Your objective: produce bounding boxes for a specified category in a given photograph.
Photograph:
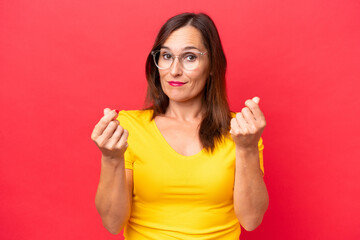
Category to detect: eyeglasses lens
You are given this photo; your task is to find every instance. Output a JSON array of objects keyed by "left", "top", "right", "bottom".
[{"left": 154, "top": 51, "right": 200, "bottom": 70}]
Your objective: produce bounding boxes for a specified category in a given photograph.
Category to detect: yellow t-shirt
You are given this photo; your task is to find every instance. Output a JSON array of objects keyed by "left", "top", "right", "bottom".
[{"left": 117, "top": 110, "right": 264, "bottom": 240}]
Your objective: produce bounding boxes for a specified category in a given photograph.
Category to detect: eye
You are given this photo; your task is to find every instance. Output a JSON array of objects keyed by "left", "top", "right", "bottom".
[
  {"left": 162, "top": 53, "right": 172, "bottom": 60},
  {"left": 184, "top": 53, "right": 197, "bottom": 62}
]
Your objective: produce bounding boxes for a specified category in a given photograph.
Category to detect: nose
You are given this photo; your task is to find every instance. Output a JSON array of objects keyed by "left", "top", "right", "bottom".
[{"left": 169, "top": 57, "right": 183, "bottom": 77}]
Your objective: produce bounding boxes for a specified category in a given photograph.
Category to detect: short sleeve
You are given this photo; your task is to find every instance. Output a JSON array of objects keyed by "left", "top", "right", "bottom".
[
  {"left": 116, "top": 110, "right": 135, "bottom": 170},
  {"left": 258, "top": 137, "right": 265, "bottom": 176},
  {"left": 124, "top": 147, "right": 134, "bottom": 170}
]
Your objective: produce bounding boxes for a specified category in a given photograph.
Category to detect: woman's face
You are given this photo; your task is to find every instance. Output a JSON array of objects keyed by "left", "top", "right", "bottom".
[{"left": 158, "top": 26, "right": 210, "bottom": 104}]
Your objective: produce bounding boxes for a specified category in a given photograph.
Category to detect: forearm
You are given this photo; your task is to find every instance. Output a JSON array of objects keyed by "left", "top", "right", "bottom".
[
  {"left": 95, "top": 155, "right": 131, "bottom": 234},
  {"left": 233, "top": 148, "right": 269, "bottom": 231}
]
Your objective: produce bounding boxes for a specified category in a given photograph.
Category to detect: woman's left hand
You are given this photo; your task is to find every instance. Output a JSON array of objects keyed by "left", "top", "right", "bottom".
[{"left": 230, "top": 97, "right": 266, "bottom": 151}]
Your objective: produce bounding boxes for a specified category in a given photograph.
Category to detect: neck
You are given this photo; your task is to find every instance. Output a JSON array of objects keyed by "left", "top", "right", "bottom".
[{"left": 165, "top": 94, "right": 205, "bottom": 122}]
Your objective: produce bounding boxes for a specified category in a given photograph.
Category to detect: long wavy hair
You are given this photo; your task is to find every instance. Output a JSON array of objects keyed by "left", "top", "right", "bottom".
[{"left": 145, "top": 12, "right": 231, "bottom": 152}]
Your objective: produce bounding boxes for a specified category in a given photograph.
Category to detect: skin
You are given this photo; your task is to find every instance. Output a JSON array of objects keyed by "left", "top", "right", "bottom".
[
  {"left": 231, "top": 97, "right": 269, "bottom": 231},
  {"left": 155, "top": 25, "right": 269, "bottom": 230},
  {"left": 155, "top": 25, "right": 211, "bottom": 156},
  {"left": 92, "top": 109, "right": 132, "bottom": 234},
  {"left": 92, "top": 25, "right": 268, "bottom": 234}
]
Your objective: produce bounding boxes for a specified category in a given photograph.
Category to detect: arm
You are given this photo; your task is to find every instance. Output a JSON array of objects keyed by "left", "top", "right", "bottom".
[
  {"left": 233, "top": 147, "right": 269, "bottom": 231},
  {"left": 230, "top": 97, "right": 269, "bottom": 231},
  {"left": 95, "top": 156, "right": 133, "bottom": 234},
  {"left": 92, "top": 108, "right": 133, "bottom": 234}
]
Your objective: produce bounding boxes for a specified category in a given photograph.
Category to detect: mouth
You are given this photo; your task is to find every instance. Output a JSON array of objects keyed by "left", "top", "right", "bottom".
[{"left": 168, "top": 81, "right": 187, "bottom": 87}]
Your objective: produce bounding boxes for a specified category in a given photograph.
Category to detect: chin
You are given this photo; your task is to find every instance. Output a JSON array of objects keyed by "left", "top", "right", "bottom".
[
  {"left": 167, "top": 95, "right": 192, "bottom": 103},
  {"left": 162, "top": 86, "right": 203, "bottom": 104},
  {"left": 167, "top": 92, "right": 203, "bottom": 104}
]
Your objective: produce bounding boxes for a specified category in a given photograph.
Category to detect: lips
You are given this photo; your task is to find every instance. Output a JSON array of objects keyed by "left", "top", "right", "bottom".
[{"left": 168, "top": 81, "right": 187, "bottom": 87}]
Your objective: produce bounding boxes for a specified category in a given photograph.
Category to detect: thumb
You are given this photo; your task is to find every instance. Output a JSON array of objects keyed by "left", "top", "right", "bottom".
[
  {"left": 252, "top": 97, "right": 260, "bottom": 104},
  {"left": 103, "top": 108, "right": 111, "bottom": 115}
]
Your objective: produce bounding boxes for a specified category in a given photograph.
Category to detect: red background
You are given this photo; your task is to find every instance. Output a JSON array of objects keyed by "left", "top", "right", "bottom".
[{"left": 1, "top": 0, "right": 359, "bottom": 239}]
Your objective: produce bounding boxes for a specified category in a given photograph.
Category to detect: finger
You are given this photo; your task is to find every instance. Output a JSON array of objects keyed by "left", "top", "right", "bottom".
[
  {"left": 93, "top": 110, "right": 119, "bottom": 137},
  {"left": 241, "top": 107, "right": 257, "bottom": 133},
  {"left": 104, "top": 108, "right": 120, "bottom": 118},
  {"left": 235, "top": 112, "right": 249, "bottom": 133},
  {"left": 106, "top": 124, "right": 124, "bottom": 147},
  {"left": 230, "top": 117, "right": 242, "bottom": 135},
  {"left": 244, "top": 99, "right": 264, "bottom": 122},
  {"left": 115, "top": 129, "right": 129, "bottom": 149},
  {"left": 104, "top": 108, "right": 111, "bottom": 115},
  {"left": 241, "top": 107, "right": 257, "bottom": 128},
  {"left": 241, "top": 107, "right": 256, "bottom": 122},
  {"left": 252, "top": 96, "right": 260, "bottom": 104},
  {"left": 100, "top": 119, "right": 119, "bottom": 141}
]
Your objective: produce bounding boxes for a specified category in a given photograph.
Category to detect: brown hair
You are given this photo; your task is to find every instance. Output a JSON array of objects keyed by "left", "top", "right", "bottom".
[{"left": 145, "top": 12, "right": 231, "bottom": 152}]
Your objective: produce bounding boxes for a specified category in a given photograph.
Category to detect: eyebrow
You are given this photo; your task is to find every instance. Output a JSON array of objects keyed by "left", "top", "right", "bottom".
[{"left": 161, "top": 46, "right": 201, "bottom": 51}]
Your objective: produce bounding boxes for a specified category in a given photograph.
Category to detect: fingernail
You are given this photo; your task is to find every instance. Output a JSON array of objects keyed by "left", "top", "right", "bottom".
[
  {"left": 115, "top": 109, "right": 119, "bottom": 113},
  {"left": 253, "top": 97, "right": 260, "bottom": 104}
]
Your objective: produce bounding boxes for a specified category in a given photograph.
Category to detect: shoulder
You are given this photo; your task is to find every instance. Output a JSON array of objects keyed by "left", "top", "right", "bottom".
[
  {"left": 117, "top": 109, "right": 153, "bottom": 120},
  {"left": 116, "top": 109, "right": 153, "bottom": 129}
]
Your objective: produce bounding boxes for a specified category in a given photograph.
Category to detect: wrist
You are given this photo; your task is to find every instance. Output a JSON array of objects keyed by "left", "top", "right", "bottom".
[
  {"left": 101, "top": 154, "right": 125, "bottom": 168},
  {"left": 235, "top": 146, "right": 260, "bottom": 170},
  {"left": 235, "top": 145, "right": 258, "bottom": 155}
]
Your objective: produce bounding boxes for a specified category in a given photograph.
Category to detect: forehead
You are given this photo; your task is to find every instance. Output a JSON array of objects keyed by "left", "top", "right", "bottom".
[{"left": 162, "top": 26, "right": 205, "bottom": 52}]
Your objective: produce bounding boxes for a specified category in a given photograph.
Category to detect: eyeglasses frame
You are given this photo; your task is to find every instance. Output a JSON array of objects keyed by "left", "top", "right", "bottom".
[{"left": 151, "top": 49, "right": 208, "bottom": 71}]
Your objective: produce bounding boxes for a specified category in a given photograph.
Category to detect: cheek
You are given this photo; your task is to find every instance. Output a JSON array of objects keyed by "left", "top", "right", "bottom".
[
  {"left": 189, "top": 71, "right": 208, "bottom": 87},
  {"left": 158, "top": 71, "right": 167, "bottom": 86},
  {"left": 158, "top": 72, "right": 171, "bottom": 94}
]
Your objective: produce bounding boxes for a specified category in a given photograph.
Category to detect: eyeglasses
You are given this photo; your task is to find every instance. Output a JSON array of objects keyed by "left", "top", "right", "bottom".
[{"left": 151, "top": 49, "right": 208, "bottom": 71}]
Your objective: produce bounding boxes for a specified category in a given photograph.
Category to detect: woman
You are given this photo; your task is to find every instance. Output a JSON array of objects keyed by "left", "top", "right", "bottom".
[{"left": 92, "top": 12, "right": 269, "bottom": 239}]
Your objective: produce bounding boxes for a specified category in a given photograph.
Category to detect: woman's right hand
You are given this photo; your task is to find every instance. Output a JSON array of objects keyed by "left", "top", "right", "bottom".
[{"left": 91, "top": 108, "right": 129, "bottom": 161}]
